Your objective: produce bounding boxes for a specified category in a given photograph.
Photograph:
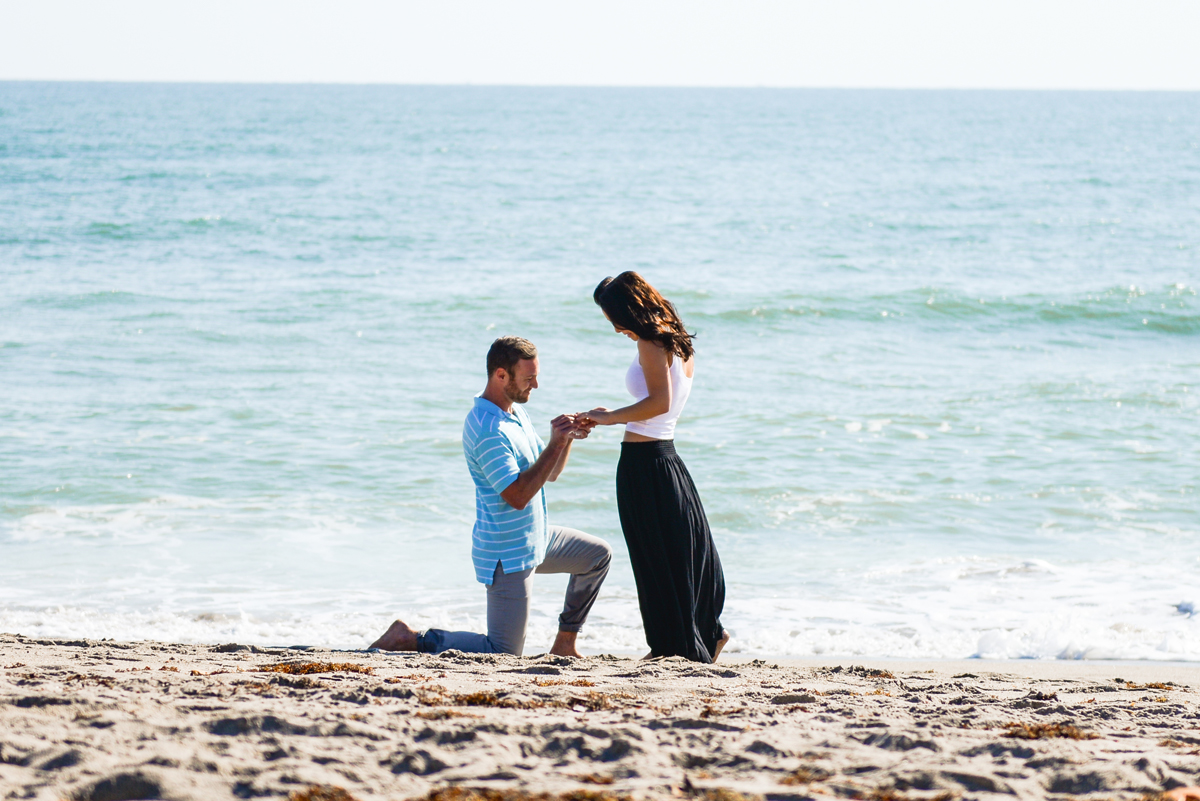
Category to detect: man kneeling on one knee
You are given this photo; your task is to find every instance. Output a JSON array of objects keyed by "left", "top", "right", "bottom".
[{"left": 370, "top": 336, "right": 612, "bottom": 657}]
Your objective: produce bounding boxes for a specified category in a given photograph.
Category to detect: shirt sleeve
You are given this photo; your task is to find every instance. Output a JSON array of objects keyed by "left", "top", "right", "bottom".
[{"left": 474, "top": 428, "right": 523, "bottom": 494}]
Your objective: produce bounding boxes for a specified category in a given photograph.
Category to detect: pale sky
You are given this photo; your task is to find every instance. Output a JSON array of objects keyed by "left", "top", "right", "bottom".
[{"left": 3, "top": 0, "right": 1198, "bottom": 90}]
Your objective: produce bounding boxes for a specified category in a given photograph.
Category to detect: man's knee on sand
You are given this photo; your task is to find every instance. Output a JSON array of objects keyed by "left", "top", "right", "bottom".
[{"left": 417, "top": 627, "right": 523, "bottom": 657}]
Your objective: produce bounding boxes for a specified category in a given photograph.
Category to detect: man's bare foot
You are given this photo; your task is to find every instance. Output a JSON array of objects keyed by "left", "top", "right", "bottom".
[
  {"left": 549, "top": 630, "right": 581, "bottom": 658},
  {"left": 1163, "top": 788, "right": 1200, "bottom": 801},
  {"left": 369, "top": 619, "right": 419, "bottom": 651},
  {"left": 713, "top": 630, "right": 731, "bottom": 661}
]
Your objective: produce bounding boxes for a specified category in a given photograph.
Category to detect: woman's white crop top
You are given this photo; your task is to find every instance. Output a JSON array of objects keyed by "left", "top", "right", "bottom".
[{"left": 625, "top": 352, "right": 693, "bottom": 440}]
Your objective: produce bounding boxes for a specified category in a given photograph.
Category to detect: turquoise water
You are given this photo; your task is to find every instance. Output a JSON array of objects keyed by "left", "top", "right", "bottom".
[{"left": 2, "top": 83, "right": 1198, "bottom": 659}]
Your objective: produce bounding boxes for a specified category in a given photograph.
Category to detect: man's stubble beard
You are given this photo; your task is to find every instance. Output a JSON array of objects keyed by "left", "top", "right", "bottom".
[{"left": 504, "top": 378, "right": 532, "bottom": 404}]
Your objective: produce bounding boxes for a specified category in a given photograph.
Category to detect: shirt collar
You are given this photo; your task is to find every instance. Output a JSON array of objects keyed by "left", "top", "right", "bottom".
[{"left": 474, "top": 394, "right": 518, "bottom": 420}]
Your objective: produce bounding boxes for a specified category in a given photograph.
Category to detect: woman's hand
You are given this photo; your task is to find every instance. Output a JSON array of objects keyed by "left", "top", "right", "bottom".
[
  {"left": 557, "top": 413, "right": 593, "bottom": 439},
  {"left": 578, "top": 407, "right": 614, "bottom": 427}
]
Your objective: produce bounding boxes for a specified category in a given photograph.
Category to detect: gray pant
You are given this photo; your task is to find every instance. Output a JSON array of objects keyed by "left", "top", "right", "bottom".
[{"left": 417, "top": 526, "right": 612, "bottom": 656}]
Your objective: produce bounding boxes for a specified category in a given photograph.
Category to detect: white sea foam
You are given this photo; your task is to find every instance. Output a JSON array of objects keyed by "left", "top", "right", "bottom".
[{"left": 1, "top": 543, "right": 1195, "bottom": 661}]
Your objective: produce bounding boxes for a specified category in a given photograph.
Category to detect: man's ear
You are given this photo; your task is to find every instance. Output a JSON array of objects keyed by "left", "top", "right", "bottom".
[{"left": 492, "top": 368, "right": 507, "bottom": 383}]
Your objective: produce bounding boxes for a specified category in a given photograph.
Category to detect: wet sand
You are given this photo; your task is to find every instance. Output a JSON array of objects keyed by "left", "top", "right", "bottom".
[{"left": 2, "top": 634, "right": 1198, "bottom": 800}]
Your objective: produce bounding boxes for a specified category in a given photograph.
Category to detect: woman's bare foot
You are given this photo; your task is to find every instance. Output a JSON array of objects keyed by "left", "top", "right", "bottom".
[
  {"left": 713, "top": 630, "right": 731, "bottom": 661},
  {"left": 368, "top": 619, "right": 419, "bottom": 651},
  {"left": 549, "top": 630, "right": 581, "bottom": 658}
]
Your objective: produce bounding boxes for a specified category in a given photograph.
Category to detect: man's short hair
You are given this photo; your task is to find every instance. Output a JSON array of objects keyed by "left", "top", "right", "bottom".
[{"left": 487, "top": 336, "right": 538, "bottom": 377}]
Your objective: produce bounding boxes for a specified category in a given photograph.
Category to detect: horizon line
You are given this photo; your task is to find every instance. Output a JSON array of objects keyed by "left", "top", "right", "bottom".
[{"left": 2, "top": 78, "right": 1198, "bottom": 93}]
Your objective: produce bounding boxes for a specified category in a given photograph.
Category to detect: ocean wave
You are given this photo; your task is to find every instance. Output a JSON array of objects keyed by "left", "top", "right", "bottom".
[
  {"left": 691, "top": 284, "right": 1200, "bottom": 335},
  {"left": 84, "top": 222, "right": 136, "bottom": 240},
  {"left": 24, "top": 289, "right": 148, "bottom": 310},
  {"left": 4, "top": 515, "right": 1195, "bottom": 663},
  {"left": 2, "top": 584, "right": 1195, "bottom": 662}
]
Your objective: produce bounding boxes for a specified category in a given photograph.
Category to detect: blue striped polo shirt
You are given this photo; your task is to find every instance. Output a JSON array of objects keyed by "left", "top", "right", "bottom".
[{"left": 462, "top": 395, "right": 548, "bottom": 585}]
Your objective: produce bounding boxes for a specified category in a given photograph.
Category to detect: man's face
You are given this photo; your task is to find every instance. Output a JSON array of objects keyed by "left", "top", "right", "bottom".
[{"left": 503, "top": 357, "right": 539, "bottom": 404}]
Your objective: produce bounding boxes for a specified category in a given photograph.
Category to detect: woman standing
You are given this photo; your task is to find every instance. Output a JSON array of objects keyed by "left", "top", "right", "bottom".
[{"left": 580, "top": 272, "right": 729, "bottom": 663}]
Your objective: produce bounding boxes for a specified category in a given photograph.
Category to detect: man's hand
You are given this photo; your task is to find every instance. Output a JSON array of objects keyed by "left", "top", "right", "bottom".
[
  {"left": 549, "top": 414, "right": 576, "bottom": 445},
  {"left": 556, "top": 413, "right": 596, "bottom": 440}
]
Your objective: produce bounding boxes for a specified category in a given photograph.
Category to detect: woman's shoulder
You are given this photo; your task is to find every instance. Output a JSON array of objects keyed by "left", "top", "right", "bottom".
[{"left": 636, "top": 338, "right": 670, "bottom": 368}]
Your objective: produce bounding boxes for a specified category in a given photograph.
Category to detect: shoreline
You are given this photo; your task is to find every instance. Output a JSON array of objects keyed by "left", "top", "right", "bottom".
[
  {"left": 14, "top": 634, "right": 1200, "bottom": 676},
  {"left": 714, "top": 656, "right": 1200, "bottom": 683},
  {"left": 3, "top": 633, "right": 1199, "bottom": 800}
]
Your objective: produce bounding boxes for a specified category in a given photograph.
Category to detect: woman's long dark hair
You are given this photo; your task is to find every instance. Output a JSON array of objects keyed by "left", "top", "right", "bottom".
[{"left": 593, "top": 272, "right": 695, "bottom": 360}]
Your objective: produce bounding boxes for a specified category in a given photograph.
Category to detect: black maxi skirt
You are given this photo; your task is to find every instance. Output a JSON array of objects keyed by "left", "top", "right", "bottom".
[{"left": 616, "top": 440, "right": 726, "bottom": 663}]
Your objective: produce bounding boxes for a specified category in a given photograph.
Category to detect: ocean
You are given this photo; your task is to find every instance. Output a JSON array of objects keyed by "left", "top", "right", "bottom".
[{"left": 2, "top": 82, "right": 1197, "bottom": 660}]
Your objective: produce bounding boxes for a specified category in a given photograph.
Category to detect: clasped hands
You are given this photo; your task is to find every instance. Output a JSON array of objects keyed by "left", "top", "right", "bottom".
[{"left": 549, "top": 408, "right": 615, "bottom": 443}]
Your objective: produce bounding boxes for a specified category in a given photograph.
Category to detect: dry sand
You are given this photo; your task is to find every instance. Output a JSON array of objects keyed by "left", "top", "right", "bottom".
[{"left": 2, "top": 633, "right": 1199, "bottom": 800}]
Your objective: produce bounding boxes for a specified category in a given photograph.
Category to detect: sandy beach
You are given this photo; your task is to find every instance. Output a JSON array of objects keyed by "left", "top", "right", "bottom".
[{"left": 2, "top": 634, "right": 1199, "bottom": 800}]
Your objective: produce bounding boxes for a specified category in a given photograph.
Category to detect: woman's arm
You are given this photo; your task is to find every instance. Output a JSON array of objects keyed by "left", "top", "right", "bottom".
[{"left": 581, "top": 340, "right": 672, "bottom": 426}]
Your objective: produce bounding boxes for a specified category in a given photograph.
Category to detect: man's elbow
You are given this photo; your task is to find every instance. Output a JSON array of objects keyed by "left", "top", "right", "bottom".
[{"left": 501, "top": 487, "right": 529, "bottom": 510}]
